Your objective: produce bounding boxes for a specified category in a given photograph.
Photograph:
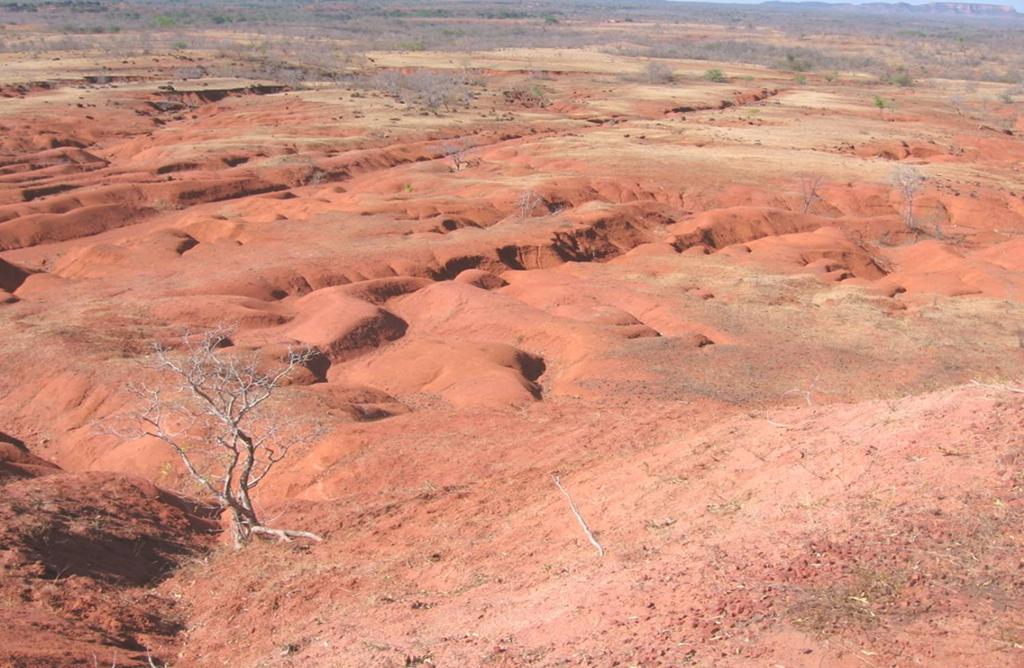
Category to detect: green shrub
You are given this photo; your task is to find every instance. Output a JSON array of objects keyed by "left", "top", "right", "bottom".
[
  {"left": 783, "top": 52, "right": 813, "bottom": 72},
  {"left": 884, "top": 68, "right": 914, "bottom": 88},
  {"left": 703, "top": 68, "right": 727, "bottom": 83}
]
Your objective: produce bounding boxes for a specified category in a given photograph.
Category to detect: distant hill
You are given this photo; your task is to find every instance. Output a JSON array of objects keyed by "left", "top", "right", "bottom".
[{"left": 762, "top": 1, "right": 1019, "bottom": 16}]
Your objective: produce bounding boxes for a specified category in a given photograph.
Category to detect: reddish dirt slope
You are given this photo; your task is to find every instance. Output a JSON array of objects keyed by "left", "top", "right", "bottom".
[
  {"left": 0, "top": 435, "right": 214, "bottom": 668},
  {"left": 172, "top": 385, "right": 1024, "bottom": 667},
  {"left": 0, "top": 46, "right": 1023, "bottom": 667}
]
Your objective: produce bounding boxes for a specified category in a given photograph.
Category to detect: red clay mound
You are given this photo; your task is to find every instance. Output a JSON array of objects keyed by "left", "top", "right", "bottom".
[
  {"left": 501, "top": 263, "right": 726, "bottom": 344},
  {"left": 333, "top": 276, "right": 433, "bottom": 304},
  {"left": 814, "top": 182, "right": 895, "bottom": 218},
  {"left": 453, "top": 268, "right": 508, "bottom": 290},
  {"left": 501, "top": 268, "right": 661, "bottom": 337},
  {"left": 51, "top": 229, "right": 201, "bottom": 279},
  {"left": 0, "top": 432, "right": 59, "bottom": 483},
  {"left": 718, "top": 225, "right": 888, "bottom": 281},
  {"left": 877, "top": 238, "right": 1024, "bottom": 298},
  {"left": 389, "top": 279, "right": 612, "bottom": 372},
  {"left": 275, "top": 287, "right": 408, "bottom": 362},
  {"left": 151, "top": 294, "right": 292, "bottom": 330},
  {"left": 0, "top": 449, "right": 213, "bottom": 668},
  {"left": 851, "top": 139, "right": 947, "bottom": 161},
  {"left": 0, "top": 204, "right": 138, "bottom": 251},
  {"left": 343, "top": 338, "right": 545, "bottom": 407},
  {"left": 389, "top": 278, "right": 680, "bottom": 398},
  {"left": 0, "top": 257, "right": 29, "bottom": 292},
  {"left": 669, "top": 206, "right": 829, "bottom": 251},
  {"left": 972, "top": 237, "right": 1024, "bottom": 272}
]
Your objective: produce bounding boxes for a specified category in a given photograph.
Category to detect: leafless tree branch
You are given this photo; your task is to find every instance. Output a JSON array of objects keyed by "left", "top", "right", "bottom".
[{"left": 118, "top": 326, "right": 323, "bottom": 548}]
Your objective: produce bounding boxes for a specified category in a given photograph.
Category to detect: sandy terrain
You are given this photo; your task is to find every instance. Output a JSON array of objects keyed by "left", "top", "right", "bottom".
[{"left": 1, "top": 10, "right": 1023, "bottom": 668}]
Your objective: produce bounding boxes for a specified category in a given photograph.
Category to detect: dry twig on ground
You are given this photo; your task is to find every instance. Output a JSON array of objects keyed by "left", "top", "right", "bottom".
[{"left": 553, "top": 475, "right": 605, "bottom": 557}]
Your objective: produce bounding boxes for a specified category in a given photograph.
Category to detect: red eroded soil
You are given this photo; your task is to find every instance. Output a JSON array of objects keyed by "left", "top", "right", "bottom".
[
  {"left": 0, "top": 433, "right": 215, "bottom": 667},
  {"left": 0, "top": 44, "right": 1023, "bottom": 668}
]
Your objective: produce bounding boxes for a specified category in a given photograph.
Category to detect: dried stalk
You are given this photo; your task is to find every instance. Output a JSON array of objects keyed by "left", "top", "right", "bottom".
[
  {"left": 970, "top": 379, "right": 1024, "bottom": 394},
  {"left": 552, "top": 475, "right": 605, "bottom": 557}
]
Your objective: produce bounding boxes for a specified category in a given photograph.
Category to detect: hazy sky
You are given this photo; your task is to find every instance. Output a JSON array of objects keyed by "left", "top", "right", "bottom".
[{"left": 669, "top": 0, "right": 1024, "bottom": 10}]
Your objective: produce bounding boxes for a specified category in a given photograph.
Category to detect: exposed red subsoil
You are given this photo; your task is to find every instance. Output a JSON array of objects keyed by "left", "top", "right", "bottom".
[
  {"left": 0, "top": 433, "right": 215, "bottom": 667},
  {"left": 1, "top": 49, "right": 1023, "bottom": 667}
]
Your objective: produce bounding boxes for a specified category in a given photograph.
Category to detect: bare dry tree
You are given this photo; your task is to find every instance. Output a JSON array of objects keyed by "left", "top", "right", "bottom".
[
  {"left": 799, "top": 174, "right": 824, "bottom": 214},
  {"left": 920, "top": 211, "right": 947, "bottom": 241},
  {"left": 125, "top": 327, "right": 322, "bottom": 548},
  {"left": 517, "top": 189, "right": 542, "bottom": 222},
  {"left": 949, "top": 94, "right": 965, "bottom": 116},
  {"left": 892, "top": 165, "right": 925, "bottom": 232}
]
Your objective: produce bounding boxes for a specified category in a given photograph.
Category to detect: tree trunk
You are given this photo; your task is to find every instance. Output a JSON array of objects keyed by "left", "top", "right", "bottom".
[{"left": 226, "top": 500, "right": 259, "bottom": 548}]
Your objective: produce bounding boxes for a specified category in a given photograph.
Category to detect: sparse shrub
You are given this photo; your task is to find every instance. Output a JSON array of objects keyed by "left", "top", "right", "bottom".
[
  {"left": 645, "top": 60, "right": 674, "bottom": 84},
  {"left": 370, "top": 70, "right": 403, "bottom": 97},
  {"left": 893, "top": 72, "right": 914, "bottom": 87},
  {"left": 795, "top": 74, "right": 807, "bottom": 85},
  {"left": 411, "top": 71, "right": 471, "bottom": 113},
  {"left": 781, "top": 52, "right": 813, "bottom": 72},
  {"left": 883, "top": 67, "right": 914, "bottom": 88},
  {"left": 703, "top": 68, "right": 727, "bottom": 83},
  {"left": 397, "top": 40, "right": 427, "bottom": 52},
  {"left": 365, "top": 69, "right": 474, "bottom": 114},
  {"left": 873, "top": 95, "right": 896, "bottom": 119},
  {"left": 174, "top": 66, "right": 205, "bottom": 80},
  {"left": 949, "top": 94, "right": 965, "bottom": 115},
  {"left": 627, "top": 40, "right": 874, "bottom": 79},
  {"left": 503, "top": 83, "right": 549, "bottom": 108},
  {"left": 441, "top": 141, "right": 470, "bottom": 172}
]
